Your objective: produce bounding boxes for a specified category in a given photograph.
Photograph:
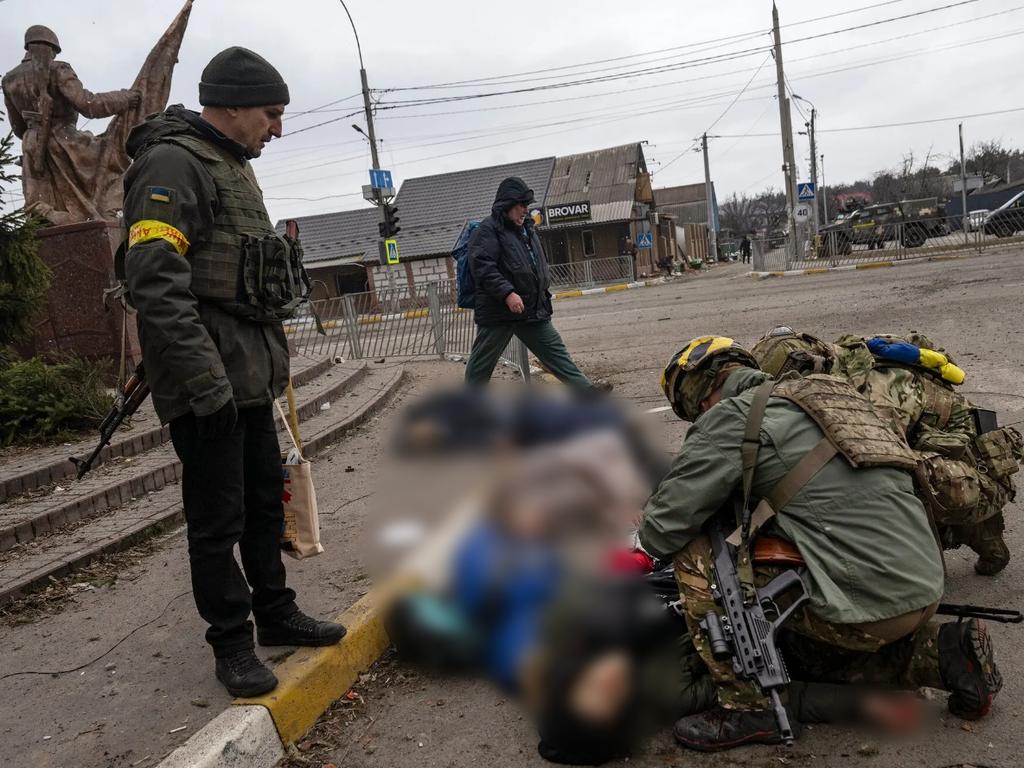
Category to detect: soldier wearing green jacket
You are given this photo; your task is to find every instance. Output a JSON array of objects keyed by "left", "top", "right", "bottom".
[
  {"left": 122, "top": 47, "right": 345, "bottom": 698},
  {"left": 639, "top": 336, "right": 1002, "bottom": 752}
]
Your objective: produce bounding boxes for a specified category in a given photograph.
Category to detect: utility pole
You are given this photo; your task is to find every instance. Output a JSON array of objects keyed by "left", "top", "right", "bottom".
[
  {"left": 820, "top": 154, "right": 828, "bottom": 223},
  {"left": 340, "top": 0, "right": 397, "bottom": 295},
  {"left": 807, "top": 108, "right": 819, "bottom": 237},
  {"left": 772, "top": 3, "right": 799, "bottom": 266},
  {"left": 701, "top": 133, "right": 717, "bottom": 262},
  {"left": 959, "top": 122, "right": 969, "bottom": 246}
]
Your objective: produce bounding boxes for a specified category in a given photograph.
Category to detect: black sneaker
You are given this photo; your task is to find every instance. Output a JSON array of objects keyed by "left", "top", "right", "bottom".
[
  {"left": 673, "top": 707, "right": 791, "bottom": 752},
  {"left": 215, "top": 648, "right": 278, "bottom": 697},
  {"left": 257, "top": 611, "right": 347, "bottom": 647},
  {"left": 939, "top": 619, "right": 1003, "bottom": 720}
]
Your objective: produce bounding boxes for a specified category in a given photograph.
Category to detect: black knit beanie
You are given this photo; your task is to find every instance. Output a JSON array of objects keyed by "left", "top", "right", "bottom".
[{"left": 199, "top": 47, "right": 290, "bottom": 107}]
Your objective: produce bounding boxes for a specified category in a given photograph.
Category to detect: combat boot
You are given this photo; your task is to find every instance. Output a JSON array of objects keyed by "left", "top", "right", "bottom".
[
  {"left": 257, "top": 610, "right": 347, "bottom": 647},
  {"left": 972, "top": 516, "right": 1010, "bottom": 576},
  {"left": 939, "top": 619, "right": 1003, "bottom": 720},
  {"left": 215, "top": 648, "right": 278, "bottom": 697},
  {"left": 673, "top": 707, "right": 795, "bottom": 752}
]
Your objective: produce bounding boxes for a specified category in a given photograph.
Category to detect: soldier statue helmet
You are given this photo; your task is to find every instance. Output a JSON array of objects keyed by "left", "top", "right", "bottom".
[{"left": 24, "top": 25, "right": 61, "bottom": 53}]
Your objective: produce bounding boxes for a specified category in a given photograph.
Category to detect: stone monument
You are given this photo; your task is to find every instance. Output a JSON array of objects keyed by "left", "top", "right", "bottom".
[{"left": 2, "top": 1, "right": 194, "bottom": 367}]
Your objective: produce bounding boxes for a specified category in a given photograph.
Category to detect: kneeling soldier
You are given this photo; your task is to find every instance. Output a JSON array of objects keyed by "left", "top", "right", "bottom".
[{"left": 640, "top": 336, "right": 1002, "bottom": 751}]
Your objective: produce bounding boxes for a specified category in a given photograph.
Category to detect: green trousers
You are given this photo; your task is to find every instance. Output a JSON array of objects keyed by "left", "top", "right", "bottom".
[{"left": 464, "top": 320, "right": 592, "bottom": 389}]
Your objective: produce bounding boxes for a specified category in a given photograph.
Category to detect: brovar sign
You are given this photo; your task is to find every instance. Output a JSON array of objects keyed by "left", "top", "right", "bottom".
[{"left": 544, "top": 200, "right": 591, "bottom": 224}]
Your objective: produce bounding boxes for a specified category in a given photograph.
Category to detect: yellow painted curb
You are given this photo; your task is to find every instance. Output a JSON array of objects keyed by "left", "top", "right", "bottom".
[
  {"left": 554, "top": 289, "right": 584, "bottom": 299},
  {"left": 604, "top": 283, "right": 629, "bottom": 293},
  {"left": 930, "top": 255, "right": 963, "bottom": 262},
  {"left": 802, "top": 268, "right": 830, "bottom": 275},
  {"left": 855, "top": 261, "right": 894, "bottom": 270},
  {"left": 235, "top": 584, "right": 396, "bottom": 745}
]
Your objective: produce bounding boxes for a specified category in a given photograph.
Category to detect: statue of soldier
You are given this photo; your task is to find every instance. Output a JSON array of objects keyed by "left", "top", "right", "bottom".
[
  {"left": 2, "top": 26, "right": 139, "bottom": 224},
  {"left": 751, "top": 328, "right": 1023, "bottom": 575},
  {"left": 3, "top": 4, "right": 193, "bottom": 225}
]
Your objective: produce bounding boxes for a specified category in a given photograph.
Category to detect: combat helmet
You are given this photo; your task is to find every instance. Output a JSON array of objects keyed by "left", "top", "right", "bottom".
[
  {"left": 25, "top": 25, "right": 61, "bottom": 53},
  {"left": 661, "top": 335, "right": 758, "bottom": 421},
  {"left": 751, "top": 326, "right": 836, "bottom": 378}
]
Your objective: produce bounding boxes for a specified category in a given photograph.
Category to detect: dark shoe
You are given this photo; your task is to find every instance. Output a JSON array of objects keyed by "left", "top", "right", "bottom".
[
  {"left": 939, "top": 619, "right": 1003, "bottom": 720},
  {"left": 215, "top": 648, "right": 278, "bottom": 697},
  {"left": 673, "top": 707, "right": 791, "bottom": 752},
  {"left": 974, "top": 535, "right": 1010, "bottom": 575},
  {"left": 257, "top": 611, "right": 347, "bottom": 647}
]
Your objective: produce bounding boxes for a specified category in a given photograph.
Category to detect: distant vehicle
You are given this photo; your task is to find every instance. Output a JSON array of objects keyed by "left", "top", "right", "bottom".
[
  {"left": 984, "top": 190, "right": 1024, "bottom": 237},
  {"left": 816, "top": 198, "right": 946, "bottom": 257},
  {"left": 966, "top": 210, "right": 990, "bottom": 232}
]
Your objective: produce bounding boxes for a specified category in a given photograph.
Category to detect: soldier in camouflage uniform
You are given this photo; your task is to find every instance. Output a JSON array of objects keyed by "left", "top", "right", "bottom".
[
  {"left": 752, "top": 328, "right": 1023, "bottom": 575},
  {"left": 639, "top": 336, "right": 1002, "bottom": 752},
  {"left": 123, "top": 47, "right": 344, "bottom": 698}
]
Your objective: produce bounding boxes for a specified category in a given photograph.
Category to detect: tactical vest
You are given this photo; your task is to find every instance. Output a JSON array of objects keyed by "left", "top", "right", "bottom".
[
  {"left": 156, "top": 133, "right": 310, "bottom": 322},
  {"left": 771, "top": 374, "right": 919, "bottom": 471}
]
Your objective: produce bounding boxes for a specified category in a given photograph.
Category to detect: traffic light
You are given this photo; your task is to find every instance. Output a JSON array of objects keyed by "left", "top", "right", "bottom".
[{"left": 378, "top": 203, "right": 401, "bottom": 238}]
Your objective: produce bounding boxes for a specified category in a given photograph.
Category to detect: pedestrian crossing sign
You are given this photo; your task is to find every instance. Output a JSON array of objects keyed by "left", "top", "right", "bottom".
[
  {"left": 798, "top": 183, "right": 816, "bottom": 201},
  {"left": 636, "top": 231, "right": 654, "bottom": 248},
  {"left": 385, "top": 239, "right": 400, "bottom": 265}
]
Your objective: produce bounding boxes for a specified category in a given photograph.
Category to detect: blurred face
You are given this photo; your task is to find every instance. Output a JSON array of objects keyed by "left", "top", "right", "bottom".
[
  {"left": 568, "top": 652, "right": 634, "bottom": 725},
  {"left": 507, "top": 202, "right": 529, "bottom": 227},
  {"left": 222, "top": 104, "right": 285, "bottom": 157}
]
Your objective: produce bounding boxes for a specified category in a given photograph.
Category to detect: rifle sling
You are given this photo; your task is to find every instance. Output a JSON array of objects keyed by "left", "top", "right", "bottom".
[
  {"left": 736, "top": 380, "right": 774, "bottom": 602},
  {"left": 728, "top": 436, "right": 838, "bottom": 546}
]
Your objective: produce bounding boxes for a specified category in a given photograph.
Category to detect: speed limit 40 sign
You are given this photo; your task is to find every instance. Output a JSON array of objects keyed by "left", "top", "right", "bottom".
[{"left": 793, "top": 204, "right": 811, "bottom": 223}]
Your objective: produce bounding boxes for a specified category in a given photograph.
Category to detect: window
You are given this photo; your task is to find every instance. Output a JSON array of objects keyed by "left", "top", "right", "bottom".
[
  {"left": 582, "top": 229, "right": 596, "bottom": 256},
  {"left": 584, "top": 171, "right": 592, "bottom": 190}
]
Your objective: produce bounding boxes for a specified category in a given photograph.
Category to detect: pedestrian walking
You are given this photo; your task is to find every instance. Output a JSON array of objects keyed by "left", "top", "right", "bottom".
[
  {"left": 464, "top": 177, "right": 601, "bottom": 390},
  {"left": 122, "top": 47, "right": 345, "bottom": 698}
]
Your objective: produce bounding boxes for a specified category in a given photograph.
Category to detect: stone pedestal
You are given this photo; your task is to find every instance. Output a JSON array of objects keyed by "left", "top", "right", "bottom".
[{"left": 17, "top": 220, "right": 140, "bottom": 376}]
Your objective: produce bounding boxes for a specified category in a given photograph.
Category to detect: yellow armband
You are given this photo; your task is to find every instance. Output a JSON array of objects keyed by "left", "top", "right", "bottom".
[{"left": 128, "top": 219, "right": 190, "bottom": 256}]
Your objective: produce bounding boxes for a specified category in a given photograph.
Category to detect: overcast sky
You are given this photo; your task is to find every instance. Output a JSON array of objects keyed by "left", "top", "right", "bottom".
[{"left": 2, "top": 0, "right": 1021, "bottom": 222}]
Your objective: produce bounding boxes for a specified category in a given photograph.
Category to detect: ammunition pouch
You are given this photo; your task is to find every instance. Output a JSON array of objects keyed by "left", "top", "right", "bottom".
[
  {"left": 239, "top": 233, "right": 312, "bottom": 321},
  {"left": 914, "top": 452, "right": 983, "bottom": 526},
  {"left": 973, "top": 427, "right": 1023, "bottom": 485}
]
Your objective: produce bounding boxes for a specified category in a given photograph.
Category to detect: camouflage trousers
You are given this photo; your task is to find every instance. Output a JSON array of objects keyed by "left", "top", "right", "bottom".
[{"left": 674, "top": 535, "right": 944, "bottom": 711}]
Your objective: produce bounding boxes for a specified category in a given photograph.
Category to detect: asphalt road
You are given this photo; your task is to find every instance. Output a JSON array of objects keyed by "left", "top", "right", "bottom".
[{"left": 314, "top": 251, "right": 1024, "bottom": 768}]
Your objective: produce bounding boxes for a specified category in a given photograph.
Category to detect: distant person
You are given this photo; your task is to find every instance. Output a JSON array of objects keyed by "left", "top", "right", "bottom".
[
  {"left": 740, "top": 234, "right": 752, "bottom": 263},
  {"left": 465, "top": 177, "right": 603, "bottom": 390}
]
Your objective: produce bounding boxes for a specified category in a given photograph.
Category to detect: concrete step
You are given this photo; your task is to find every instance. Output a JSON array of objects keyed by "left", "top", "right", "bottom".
[
  {"left": 0, "top": 362, "right": 367, "bottom": 554},
  {"left": 0, "top": 364, "right": 405, "bottom": 606},
  {"left": 0, "top": 354, "right": 335, "bottom": 503}
]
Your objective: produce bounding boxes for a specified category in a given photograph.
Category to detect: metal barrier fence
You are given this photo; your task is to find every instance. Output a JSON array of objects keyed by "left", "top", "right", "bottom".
[
  {"left": 287, "top": 278, "right": 530, "bottom": 379},
  {"left": 752, "top": 215, "right": 1024, "bottom": 272},
  {"left": 547, "top": 254, "right": 635, "bottom": 288}
]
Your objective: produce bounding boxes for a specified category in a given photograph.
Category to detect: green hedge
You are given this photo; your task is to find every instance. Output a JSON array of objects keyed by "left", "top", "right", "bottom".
[{"left": 0, "top": 356, "right": 112, "bottom": 446}]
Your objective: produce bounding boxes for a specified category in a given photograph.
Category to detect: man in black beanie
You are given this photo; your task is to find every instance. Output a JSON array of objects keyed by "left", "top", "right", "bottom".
[{"left": 121, "top": 47, "right": 346, "bottom": 697}]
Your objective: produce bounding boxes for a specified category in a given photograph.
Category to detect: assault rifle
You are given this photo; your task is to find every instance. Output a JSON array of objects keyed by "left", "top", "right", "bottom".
[
  {"left": 701, "top": 518, "right": 808, "bottom": 746},
  {"left": 70, "top": 363, "right": 150, "bottom": 479},
  {"left": 937, "top": 603, "right": 1023, "bottom": 624}
]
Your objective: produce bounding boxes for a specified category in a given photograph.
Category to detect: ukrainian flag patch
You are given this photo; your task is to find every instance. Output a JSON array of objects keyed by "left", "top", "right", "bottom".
[{"left": 148, "top": 186, "right": 172, "bottom": 203}]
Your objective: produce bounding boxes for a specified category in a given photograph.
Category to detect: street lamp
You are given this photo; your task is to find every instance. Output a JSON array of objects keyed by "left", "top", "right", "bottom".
[{"left": 792, "top": 93, "right": 820, "bottom": 236}]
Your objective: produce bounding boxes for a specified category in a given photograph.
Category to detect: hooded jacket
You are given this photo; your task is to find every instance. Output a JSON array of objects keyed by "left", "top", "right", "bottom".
[
  {"left": 468, "top": 177, "right": 553, "bottom": 326},
  {"left": 122, "top": 105, "right": 289, "bottom": 423}
]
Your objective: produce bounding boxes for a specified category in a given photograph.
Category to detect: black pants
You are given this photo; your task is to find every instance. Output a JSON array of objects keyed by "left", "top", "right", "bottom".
[{"left": 170, "top": 404, "right": 297, "bottom": 657}]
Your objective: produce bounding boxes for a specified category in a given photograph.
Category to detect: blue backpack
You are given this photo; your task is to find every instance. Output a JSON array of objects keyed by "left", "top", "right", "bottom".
[{"left": 454, "top": 220, "right": 480, "bottom": 309}]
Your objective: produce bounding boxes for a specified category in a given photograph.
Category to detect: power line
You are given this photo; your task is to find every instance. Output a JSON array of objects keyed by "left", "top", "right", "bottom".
[
  {"left": 376, "top": 0, "right": 977, "bottom": 109},
  {"left": 378, "top": 0, "right": 913, "bottom": 92},
  {"left": 372, "top": 4, "right": 1022, "bottom": 122},
  {"left": 712, "top": 106, "right": 1024, "bottom": 139}
]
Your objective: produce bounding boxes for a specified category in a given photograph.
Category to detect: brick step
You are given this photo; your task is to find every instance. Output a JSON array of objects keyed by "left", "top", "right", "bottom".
[
  {"left": 0, "top": 354, "right": 336, "bottom": 503},
  {"left": 0, "top": 362, "right": 367, "bottom": 553},
  {"left": 0, "top": 365, "right": 405, "bottom": 607}
]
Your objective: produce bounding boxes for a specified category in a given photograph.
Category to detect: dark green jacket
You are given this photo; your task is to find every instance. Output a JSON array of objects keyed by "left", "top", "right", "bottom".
[
  {"left": 122, "top": 106, "right": 289, "bottom": 423},
  {"left": 639, "top": 367, "right": 944, "bottom": 625}
]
